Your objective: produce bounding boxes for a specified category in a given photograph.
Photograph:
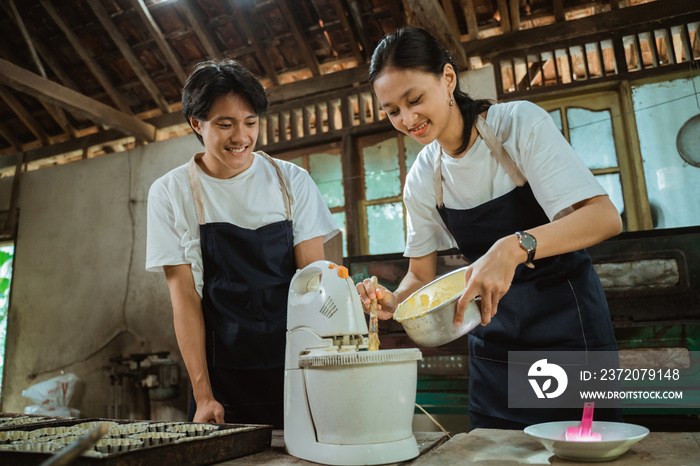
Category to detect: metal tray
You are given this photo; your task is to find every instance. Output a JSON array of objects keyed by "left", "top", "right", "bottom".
[{"left": 0, "top": 414, "right": 272, "bottom": 466}]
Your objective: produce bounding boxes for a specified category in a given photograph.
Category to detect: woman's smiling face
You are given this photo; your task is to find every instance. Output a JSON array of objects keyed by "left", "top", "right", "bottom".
[{"left": 372, "top": 65, "right": 459, "bottom": 146}]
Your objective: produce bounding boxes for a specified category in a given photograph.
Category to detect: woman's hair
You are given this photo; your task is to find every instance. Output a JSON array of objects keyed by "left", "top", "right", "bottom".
[
  {"left": 369, "top": 27, "right": 491, "bottom": 155},
  {"left": 182, "top": 58, "right": 268, "bottom": 144}
]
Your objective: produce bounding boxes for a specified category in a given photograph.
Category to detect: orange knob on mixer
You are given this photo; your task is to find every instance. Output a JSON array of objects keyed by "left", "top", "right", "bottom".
[{"left": 336, "top": 266, "right": 349, "bottom": 279}]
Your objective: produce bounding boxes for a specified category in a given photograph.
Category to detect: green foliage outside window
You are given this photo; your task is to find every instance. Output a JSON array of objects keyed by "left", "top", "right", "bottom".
[{"left": 0, "top": 245, "right": 14, "bottom": 402}]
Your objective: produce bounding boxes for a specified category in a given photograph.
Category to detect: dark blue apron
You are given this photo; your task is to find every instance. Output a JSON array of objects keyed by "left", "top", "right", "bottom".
[
  {"left": 186, "top": 153, "right": 296, "bottom": 428},
  {"left": 434, "top": 116, "right": 620, "bottom": 429}
]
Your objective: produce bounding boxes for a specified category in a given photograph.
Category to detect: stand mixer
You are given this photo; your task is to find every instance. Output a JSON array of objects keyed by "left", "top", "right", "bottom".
[{"left": 284, "top": 260, "right": 423, "bottom": 465}]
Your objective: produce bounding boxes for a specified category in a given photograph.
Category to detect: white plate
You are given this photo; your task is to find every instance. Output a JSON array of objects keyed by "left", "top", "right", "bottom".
[{"left": 524, "top": 421, "right": 649, "bottom": 462}]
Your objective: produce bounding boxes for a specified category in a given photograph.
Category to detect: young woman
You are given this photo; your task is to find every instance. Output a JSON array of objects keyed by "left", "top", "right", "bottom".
[
  {"left": 356, "top": 27, "right": 622, "bottom": 429},
  {"left": 146, "top": 58, "right": 338, "bottom": 427}
]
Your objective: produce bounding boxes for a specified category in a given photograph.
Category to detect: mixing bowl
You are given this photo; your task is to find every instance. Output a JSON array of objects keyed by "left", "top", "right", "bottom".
[{"left": 393, "top": 266, "right": 481, "bottom": 347}]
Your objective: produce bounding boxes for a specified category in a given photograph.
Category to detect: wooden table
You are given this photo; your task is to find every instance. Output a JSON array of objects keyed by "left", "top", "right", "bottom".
[
  {"left": 217, "top": 431, "right": 448, "bottom": 465},
  {"left": 220, "top": 429, "right": 700, "bottom": 465},
  {"left": 411, "top": 429, "right": 700, "bottom": 465}
]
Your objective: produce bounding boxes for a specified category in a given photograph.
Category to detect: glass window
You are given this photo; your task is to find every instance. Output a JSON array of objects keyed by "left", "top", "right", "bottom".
[
  {"left": 309, "top": 153, "right": 344, "bottom": 208},
  {"left": 404, "top": 136, "right": 424, "bottom": 173},
  {"left": 596, "top": 173, "right": 624, "bottom": 215},
  {"left": 549, "top": 109, "right": 563, "bottom": 133},
  {"left": 278, "top": 147, "right": 347, "bottom": 256},
  {"left": 332, "top": 211, "right": 347, "bottom": 258},
  {"left": 0, "top": 244, "right": 14, "bottom": 402},
  {"left": 568, "top": 108, "right": 618, "bottom": 169},
  {"left": 364, "top": 138, "right": 401, "bottom": 201},
  {"left": 367, "top": 202, "right": 405, "bottom": 255},
  {"left": 633, "top": 76, "right": 700, "bottom": 229}
]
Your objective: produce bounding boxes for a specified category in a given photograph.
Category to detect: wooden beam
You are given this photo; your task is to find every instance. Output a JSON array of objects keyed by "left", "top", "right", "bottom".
[
  {"left": 0, "top": 111, "right": 184, "bottom": 170},
  {"left": 0, "top": 1, "right": 78, "bottom": 138},
  {"left": 442, "top": 0, "right": 461, "bottom": 37},
  {"left": 224, "top": 0, "right": 280, "bottom": 85},
  {"left": 553, "top": 0, "right": 565, "bottom": 22},
  {"left": 463, "top": 0, "right": 700, "bottom": 58},
  {"left": 406, "top": 0, "right": 468, "bottom": 69},
  {"left": 509, "top": 0, "right": 520, "bottom": 32},
  {"left": 0, "top": 84, "right": 52, "bottom": 145},
  {"left": 267, "top": 64, "right": 369, "bottom": 105},
  {"left": 0, "top": 59, "right": 158, "bottom": 143},
  {"left": 348, "top": 0, "right": 376, "bottom": 56},
  {"left": 496, "top": 0, "right": 511, "bottom": 33},
  {"left": 87, "top": 0, "right": 171, "bottom": 114},
  {"left": 277, "top": 0, "right": 321, "bottom": 76},
  {"left": 40, "top": 0, "right": 133, "bottom": 115},
  {"left": 459, "top": 0, "right": 480, "bottom": 41},
  {"left": 7, "top": 0, "right": 45, "bottom": 78},
  {"left": 0, "top": 121, "right": 23, "bottom": 150},
  {"left": 178, "top": 0, "right": 221, "bottom": 59},
  {"left": 329, "top": 0, "right": 365, "bottom": 63},
  {"left": 131, "top": 0, "right": 188, "bottom": 84}
]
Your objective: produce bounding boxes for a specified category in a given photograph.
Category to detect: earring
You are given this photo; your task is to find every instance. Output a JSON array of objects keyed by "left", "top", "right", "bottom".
[{"left": 449, "top": 94, "right": 454, "bottom": 106}]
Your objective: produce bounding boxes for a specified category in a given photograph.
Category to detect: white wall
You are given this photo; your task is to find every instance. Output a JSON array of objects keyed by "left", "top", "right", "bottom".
[{"left": 1, "top": 134, "right": 203, "bottom": 420}]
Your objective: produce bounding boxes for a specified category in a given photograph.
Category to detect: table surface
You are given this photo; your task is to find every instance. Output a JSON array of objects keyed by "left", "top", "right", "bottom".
[{"left": 220, "top": 429, "right": 700, "bottom": 465}]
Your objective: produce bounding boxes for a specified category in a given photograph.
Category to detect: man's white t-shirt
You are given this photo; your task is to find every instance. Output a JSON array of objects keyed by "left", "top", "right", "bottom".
[
  {"left": 146, "top": 151, "right": 339, "bottom": 296},
  {"left": 403, "top": 100, "right": 608, "bottom": 258}
]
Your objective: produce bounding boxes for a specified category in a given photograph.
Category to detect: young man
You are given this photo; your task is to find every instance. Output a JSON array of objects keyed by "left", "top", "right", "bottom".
[{"left": 146, "top": 59, "right": 338, "bottom": 427}]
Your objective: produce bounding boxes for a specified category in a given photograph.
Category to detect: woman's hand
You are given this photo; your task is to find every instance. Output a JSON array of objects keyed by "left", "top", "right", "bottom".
[
  {"left": 454, "top": 235, "right": 522, "bottom": 327},
  {"left": 356, "top": 278, "right": 399, "bottom": 320}
]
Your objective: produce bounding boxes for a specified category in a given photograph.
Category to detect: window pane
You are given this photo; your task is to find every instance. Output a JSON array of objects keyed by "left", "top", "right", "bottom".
[
  {"left": 289, "top": 156, "right": 303, "bottom": 168},
  {"left": 548, "top": 109, "right": 563, "bottom": 133},
  {"left": 331, "top": 211, "right": 347, "bottom": 257},
  {"left": 568, "top": 107, "right": 618, "bottom": 169},
  {"left": 596, "top": 173, "right": 624, "bottom": 216},
  {"left": 404, "top": 136, "right": 424, "bottom": 173},
  {"left": 0, "top": 244, "right": 14, "bottom": 399},
  {"left": 309, "top": 153, "right": 344, "bottom": 208},
  {"left": 633, "top": 76, "right": 700, "bottom": 229},
  {"left": 363, "top": 138, "right": 400, "bottom": 200},
  {"left": 367, "top": 202, "right": 405, "bottom": 255}
]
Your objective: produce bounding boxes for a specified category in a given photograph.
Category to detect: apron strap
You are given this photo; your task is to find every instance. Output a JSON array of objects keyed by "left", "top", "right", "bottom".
[
  {"left": 433, "top": 114, "right": 529, "bottom": 206},
  {"left": 187, "top": 152, "right": 293, "bottom": 225},
  {"left": 258, "top": 152, "right": 292, "bottom": 221},
  {"left": 434, "top": 151, "right": 445, "bottom": 208},
  {"left": 187, "top": 154, "right": 206, "bottom": 225},
  {"left": 475, "top": 114, "right": 527, "bottom": 187}
]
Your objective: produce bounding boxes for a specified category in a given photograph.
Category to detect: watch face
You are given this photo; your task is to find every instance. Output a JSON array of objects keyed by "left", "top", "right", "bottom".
[{"left": 519, "top": 232, "right": 537, "bottom": 251}]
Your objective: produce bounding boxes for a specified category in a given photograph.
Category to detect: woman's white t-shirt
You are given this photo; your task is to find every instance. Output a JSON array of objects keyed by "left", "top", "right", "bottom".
[
  {"left": 146, "top": 151, "right": 339, "bottom": 296},
  {"left": 403, "top": 100, "right": 607, "bottom": 258}
]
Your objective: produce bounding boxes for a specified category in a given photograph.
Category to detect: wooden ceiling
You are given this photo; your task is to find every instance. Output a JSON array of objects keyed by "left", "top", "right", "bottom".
[{"left": 0, "top": 0, "right": 687, "bottom": 173}]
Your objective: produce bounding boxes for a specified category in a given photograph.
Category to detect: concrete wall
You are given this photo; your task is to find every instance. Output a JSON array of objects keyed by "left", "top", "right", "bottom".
[{"left": 1, "top": 134, "right": 203, "bottom": 421}]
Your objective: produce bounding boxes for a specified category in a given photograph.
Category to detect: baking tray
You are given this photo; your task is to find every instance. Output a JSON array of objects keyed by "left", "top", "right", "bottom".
[{"left": 0, "top": 414, "right": 272, "bottom": 466}]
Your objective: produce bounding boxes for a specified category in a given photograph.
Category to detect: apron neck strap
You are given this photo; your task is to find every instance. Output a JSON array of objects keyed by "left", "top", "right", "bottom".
[
  {"left": 258, "top": 152, "right": 292, "bottom": 221},
  {"left": 434, "top": 150, "right": 445, "bottom": 208},
  {"left": 475, "top": 114, "right": 527, "bottom": 187},
  {"left": 187, "top": 154, "right": 206, "bottom": 225},
  {"left": 187, "top": 152, "right": 292, "bottom": 226},
  {"left": 433, "top": 114, "right": 528, "bottom": 207}
]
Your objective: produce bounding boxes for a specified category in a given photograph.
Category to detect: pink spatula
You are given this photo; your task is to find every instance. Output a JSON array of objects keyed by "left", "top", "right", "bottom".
[{"left": 566, "top": 402, "right": 602, "bottom": 442}]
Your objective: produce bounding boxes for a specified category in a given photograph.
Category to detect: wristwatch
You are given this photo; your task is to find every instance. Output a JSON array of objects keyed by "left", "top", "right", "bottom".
[{"left": 515, "top": 231, "right": 536, "bottom": 269}]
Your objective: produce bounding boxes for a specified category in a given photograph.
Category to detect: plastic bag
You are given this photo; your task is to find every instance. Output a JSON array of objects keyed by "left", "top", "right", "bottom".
[{"left": 22, "top": 373, "right": 81, "bottom": 417}]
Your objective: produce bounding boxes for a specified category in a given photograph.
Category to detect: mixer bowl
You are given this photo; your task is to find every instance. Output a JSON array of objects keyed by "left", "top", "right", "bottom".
[
  {"left": 301, "top": 349, "right": 421, "bottom": 446},
  {"left": 394, "top": 267, "right": 481, "bottom": 347}
]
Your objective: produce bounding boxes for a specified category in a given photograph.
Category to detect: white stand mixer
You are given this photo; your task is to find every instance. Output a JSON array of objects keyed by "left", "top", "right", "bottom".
[{"left": 284, "top": 260, "right": 423, "bottom": 465}]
